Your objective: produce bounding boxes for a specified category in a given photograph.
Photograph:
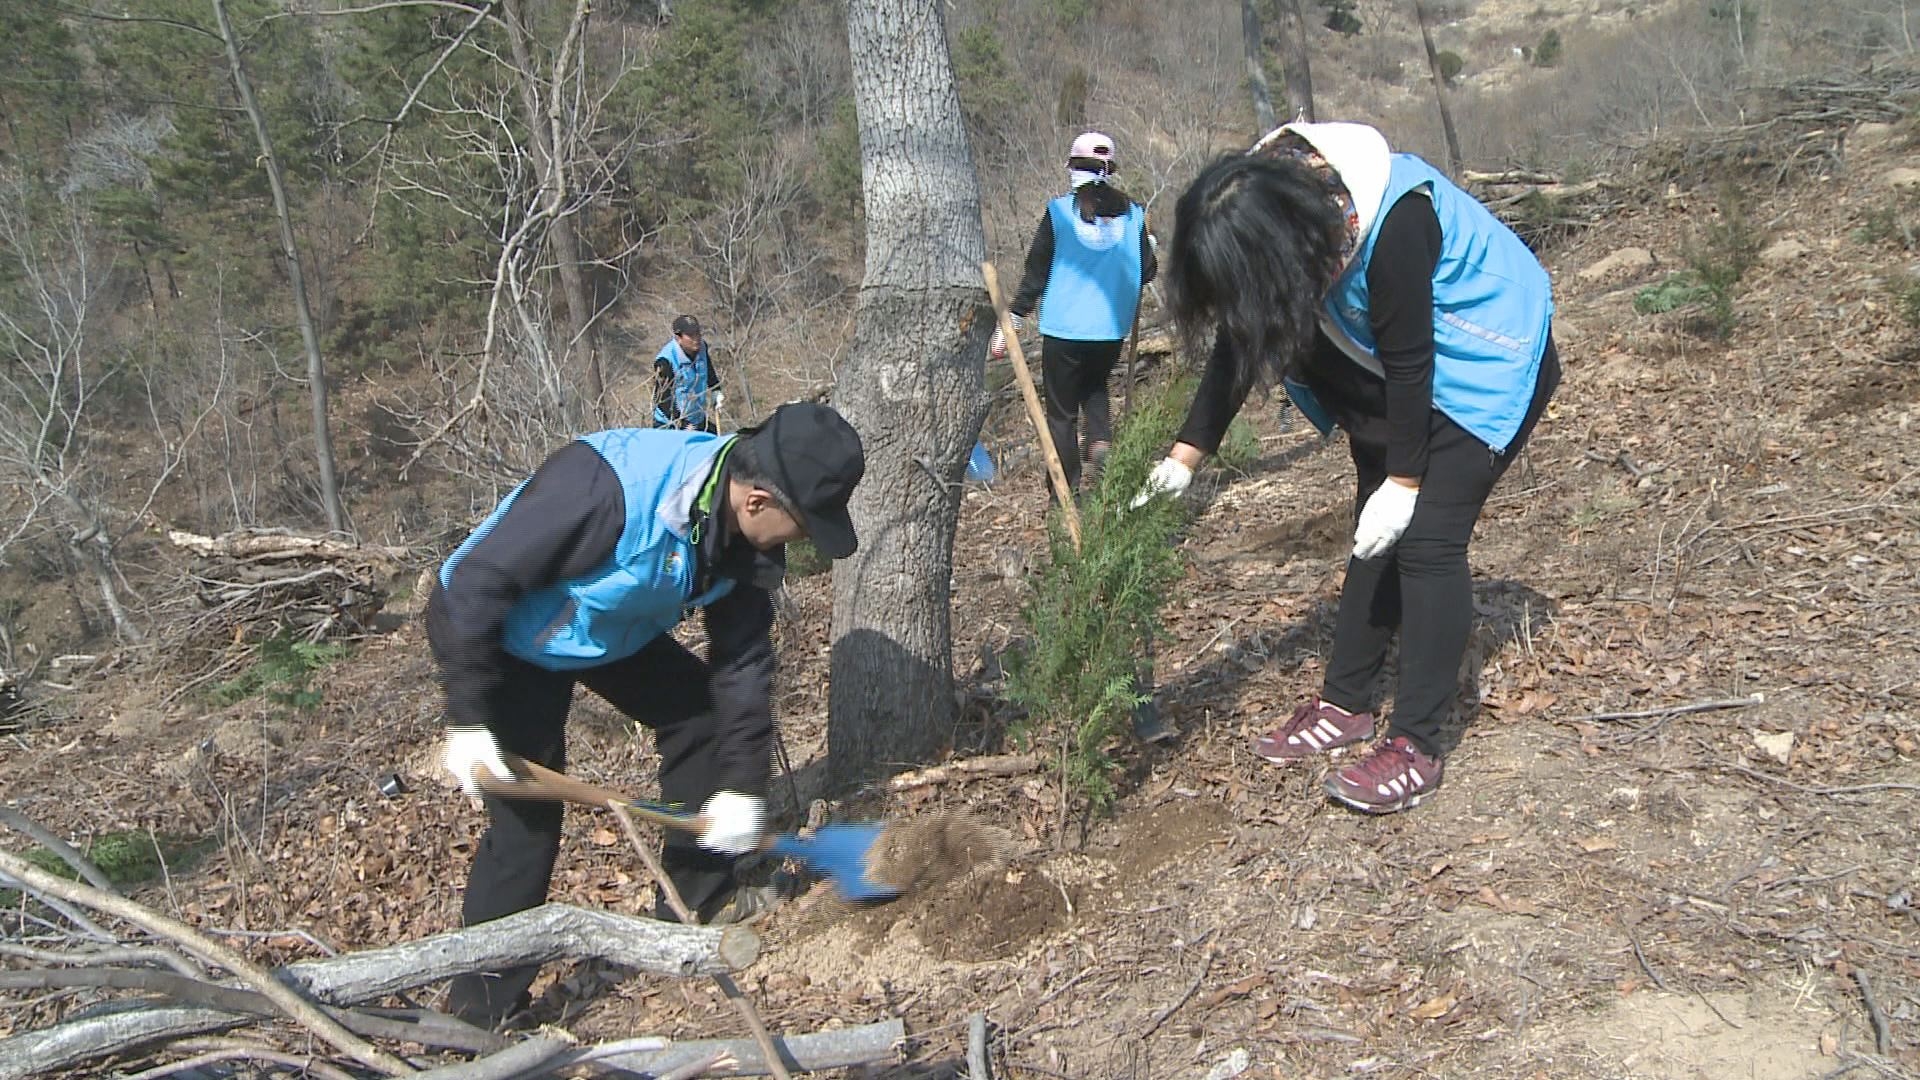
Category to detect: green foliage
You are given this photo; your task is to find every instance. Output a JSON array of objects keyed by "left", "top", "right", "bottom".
[
  {"left": 1322, "top": 0, "right": 1364, "bottom": 35},
  {"left": 1438, "top": 50, "right": 1466, "bottom": 84},
  {"left": 1633, "top": 191, "right": 1756, "bottom": 339},
  {"left": 1633, "top": 271, "right": 1717, "bottom": 315},
  {"left": 622, "top": 0, "right": 762, "bottom": 221},
  {"left": 811, "top": 97, "right": 864, "bottom": 221},
  {"left": 1533, "top": 29, "right": 1563, "bottom": 67},
  {"left": 952, "top": 25, "right": 1028, "bottom": 145},
  {"left": 1892, "top": 272, "right": 1920, "bottom": 330},
  {"left": 3, "top": 831, "right": 208, "bottom": 902},
  {"left": 0, "top": 5, "right": 92, "bottom": 173},
  {"left": 212, "top": 631, "right": 349, "bottom": 711},
  {"left": 1006, "top": 379, "right": 1192, "bottom": 814},
  {"left": 1216, "top": 416, "right": 1262, "bottom": 473},
  {"left": 1853, "top": 198, "right": 1918, "bottom": 249}
]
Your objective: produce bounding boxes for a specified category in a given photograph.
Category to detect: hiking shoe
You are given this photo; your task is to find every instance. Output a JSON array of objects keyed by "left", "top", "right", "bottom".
[
  {"left": 1252, "top": 699, "right": 1376, "bottom": 763},
  {"left": 1324, "top": 737, "right": 1444, "bottom": 814},
  {"left": 706, "top": 884, "right": 779, "bottom": 926}
]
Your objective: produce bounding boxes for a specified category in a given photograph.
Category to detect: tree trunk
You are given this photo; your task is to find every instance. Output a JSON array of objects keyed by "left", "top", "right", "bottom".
[
  {"left": 1412, "top": 0, "right": 1463, "bottom": 175},
  {"left": 501, "top": 0, "right": 606, "bottom": 416},
  {"left": 212, "top": 0, "right": 346, "bottom": 534},
  {"left": 1276, "top": 0, "right": 1317, "bottom": 123},
  {"left": 830, "top": 0, "right": 991, "bottom": 787},
  {"left": 1242, "top": 0, "right": 1277, "bottom": 133}
]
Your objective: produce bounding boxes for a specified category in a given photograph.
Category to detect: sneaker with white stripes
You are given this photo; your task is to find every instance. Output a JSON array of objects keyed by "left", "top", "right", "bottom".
[
  {"left": 1325, "top": 737, "right": 1444, "bottom": 814},
  {"left": 1252, "top": 698, "right": 1376, "bottom": 763}
]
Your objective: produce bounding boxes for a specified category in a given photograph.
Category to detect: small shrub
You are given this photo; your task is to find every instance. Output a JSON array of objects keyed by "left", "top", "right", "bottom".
[
  {"left": 1006, "top": 378, "right": 1191, "bottom": 816},
  {"left": 211, "top": 630, "right": 348, "bottom": 711},
  {"left": 1437, "top": 50, "right": 1466, "bottom": 84},
  {"left": 1533, "top": 28, "right": 1563, "bottom": 67},
  {"left": 1322, "top": 0, "right": 1363, "bottom": 35},
  {"left": 1634, "top": 271, "right": 1716, "bottom": 315},
  {"left": 1, "top": 830, "right": 208, "bottom": 904},
  {"left": 786, "top": 538, "right": 830, "bottom": 579},
  {"left": 1057, "top": 66, "right": 1091, "bottom": 128},
  {"left": 1892, "top": 272, "right": 1920, "bottom": 330},
  {"left": 1853, "top": 203, "right": 1916, "bottom": 249}
]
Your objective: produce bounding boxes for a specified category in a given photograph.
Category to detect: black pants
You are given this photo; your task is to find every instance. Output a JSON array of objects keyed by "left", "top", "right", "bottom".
[
  {"left": 443, "top": 637, "right": 738, "bottom": 1026},
  {"left": 1040, "top": 335, "right": 1123, "bottom": 491},
  {"left": 1321, "top": 341, "right": 1560, "bottom": 757}
]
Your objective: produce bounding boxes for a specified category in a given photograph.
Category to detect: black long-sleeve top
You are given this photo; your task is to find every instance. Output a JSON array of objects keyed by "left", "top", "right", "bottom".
[
  {"left": 1176, "top": 190, "right": 1444, "bottom": 478},
  {"left": 1009, "top": 193, "right": 1160, "bottom": 323},
  {"left": 653, "top": 344, "right": 722, "bottom": 427},
  {"left": 426, "top": 439, "right": 778, "bottom": 796}
]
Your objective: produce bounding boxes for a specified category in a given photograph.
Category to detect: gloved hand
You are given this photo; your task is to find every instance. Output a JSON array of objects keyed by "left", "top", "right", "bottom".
[
  {"left": 710, "top": 390, "right": 726, "bottom": 415},
  {"left": 1128, "top": 456, "right": 1195, "bottom": 510},
  {"left": 988, "top": 313, "right": 1022, "bottom": 359},
  {"left": 697, "top": 791, "right": 766, "bottom": 856},
  {"left": 442, "top": 726, "right": 514, "bottom": 796},
  {"left": 1352, "top": 479, "right": 1419, "bottom": 560}
]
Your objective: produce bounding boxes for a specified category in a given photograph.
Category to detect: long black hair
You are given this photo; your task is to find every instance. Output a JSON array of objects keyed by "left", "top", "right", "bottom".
[{"left": 1164, "top": 152, "right": 1350, "bottom": 395}]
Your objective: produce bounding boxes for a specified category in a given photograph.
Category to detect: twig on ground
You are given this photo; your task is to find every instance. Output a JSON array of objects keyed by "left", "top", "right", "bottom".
[
  {"left": 1574, "top": 694, "right": 1765, "bottom": 724},
  {"left": 1626, "top": 927, "right": 1671, "bottom": 991},
  {"left": 0, "top": 941, "right": 203, "bottom": 979},
  {"left": 120, "top": 1037, "right": 359, "bottom": 1080},
  {"left": 1725, "top": 764, "right": 1920, "bottom": 797},
  {"left": 1141, "top": 947, "right": 1213, "bottom": 1040},
  {"left": 0, "top": 849, "right": 416, "bottom": 1076},
  {"left": 885, "top": 754, "right": 1040, "bottom": 793},
  {"left": 1854, "top": 969, "right": 1892, "bottom": 1056},
  {"left": 608, "top": 802, "right": 795, "bottom": 1080}
]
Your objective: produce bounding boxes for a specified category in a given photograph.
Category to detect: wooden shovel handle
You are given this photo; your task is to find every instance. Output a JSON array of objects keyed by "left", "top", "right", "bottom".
[{"left": 474, "top": 755, "right": 707, "bottom": 836}]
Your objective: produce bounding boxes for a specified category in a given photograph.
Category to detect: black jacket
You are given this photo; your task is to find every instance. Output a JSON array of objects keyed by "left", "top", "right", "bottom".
[{"left": 427, "top": 440, "right": 779, "bottom": 795}]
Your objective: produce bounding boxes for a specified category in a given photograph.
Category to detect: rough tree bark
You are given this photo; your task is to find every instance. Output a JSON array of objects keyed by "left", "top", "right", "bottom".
[
  {"left": 1275, "top": 0, "right": 1317, "bottom": 123},
  {"left": 211, "top": 0, "right": 346, "bottom": 533},
  {"left": 829, "top": 0, "right": 991, "bottom": 786},
  {"left": 1412, "top": 0, "right": 1464, "bottom": 175},
  {"left": 1241, "top": 0, "right": 1277, "bottom": 133}
]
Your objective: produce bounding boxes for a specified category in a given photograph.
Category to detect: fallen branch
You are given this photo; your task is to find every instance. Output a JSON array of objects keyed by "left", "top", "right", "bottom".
[
  {"left": 0, "top": 806, "right": 121, "bottom": 895},
  {"left": 0, "top": 849, "right": 416, "bottom": 1076},
  {"left": 1854, "top": 970, "right": 1892, "bottom": 1057},
  {"left": 1141, "top": 947, "right": 1213, "bottom": 1040},
  {"left": 122, "top": 1036, "right": 358, "bottom": 1080},
  {"left": 1723, "top": 764, "right": 1920, "bottom": 798},
  {"left": 0, "top": 904, "right": 753, "bottom": 1079},
  {"left": 609, "top": 802, "right": 794, "bottom": 1080},
  {"left": 589, "top": 1020, "right": 907, "bottom": 1078},
  {"left": 0, "top": 941, "right": 202, "bottom": 979},
  {"left": 1573, "top": 693, "right": 1765, "bottom": 724},
  {"left": 884, "top": 754, "right": 1041, "bottom": 793}
]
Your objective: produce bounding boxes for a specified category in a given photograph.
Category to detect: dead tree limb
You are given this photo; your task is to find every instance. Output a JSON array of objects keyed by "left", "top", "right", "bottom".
[
  {"left": 0, "top": 806, "right": 121, "bottom": 894},
  {"left": 122, "top": 1037, "right": 359, "bottom": 1080},
  {"left": 590, "top": 1020, "right": 907, "bottom": 1078},
  {"left": 0, "top": 849, "right": 414, "bottom": 1076},
  {"left": 884, "top": 754, "right": 1041, "bottom": 793},
  {"left": 0, "top": 904, "right": 753, "bottom": 1079},
  {"left": 0, "top": 942, "right": 203, "bottom": 979}
]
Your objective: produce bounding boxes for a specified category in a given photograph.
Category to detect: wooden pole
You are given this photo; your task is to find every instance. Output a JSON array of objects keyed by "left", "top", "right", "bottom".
[{"left": 982, "top": 262, "right": 1082, "bottom": 551}]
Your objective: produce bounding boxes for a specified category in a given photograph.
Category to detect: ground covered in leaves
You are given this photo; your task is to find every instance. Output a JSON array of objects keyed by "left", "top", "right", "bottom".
[{"left": 4, "top": 129, "right": 1920, "bottom": 1079}]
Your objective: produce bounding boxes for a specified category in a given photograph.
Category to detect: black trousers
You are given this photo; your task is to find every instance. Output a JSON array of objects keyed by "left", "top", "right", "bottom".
[
  {"left": 1040, "top": 335, "right": 1123, "bottom": 491},
  {"left": 443, "top": 636, "right": 739, "bottom": 1026},
  {"left": 1321, "top": 342, "right": 1560, "bottom": 757}
]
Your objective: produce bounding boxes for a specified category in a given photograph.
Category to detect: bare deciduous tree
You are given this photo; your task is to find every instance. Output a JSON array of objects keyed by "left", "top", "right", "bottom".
[
  {"left": 830, "top": 0, "right": 992, "bottom": 785},
  {"left": 1242, "top": 0, "right": 1278, "bottom": 132},
  {"left": 1413, "top": 0, "right": 1465, "bottom": 174},
  {"left": 1273, "top": 0, "right": 1317, "bottom": 122}
]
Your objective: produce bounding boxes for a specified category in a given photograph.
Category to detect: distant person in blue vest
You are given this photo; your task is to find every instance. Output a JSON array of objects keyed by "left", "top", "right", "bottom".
[
  {"left": 992, "top": 131, "right": 1157, "bottom": 496},
  {"left": 654, "top": 314, "right": 723, "bottom": 433},
  {"left": 1131, "top": 122, "right": 1560, "bottom": 813},
  {"left": 428, "top": 402, "right": 863, "bottom": 1028}
]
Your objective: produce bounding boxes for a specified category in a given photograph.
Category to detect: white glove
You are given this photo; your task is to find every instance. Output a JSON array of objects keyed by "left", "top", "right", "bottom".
[
  {"left": 709, "top": 390, "right": 726, "bottom": 414},
  {"left": 989, "top": 313, "right": 1022, "bottom": 359},
  {"left": 442, "top": 726, "right": 514, "bottom": 796},
  {"left": 1128, "top": 457, "right": 1195, "bottom": 509},
  {"left": 697, "top": 791, "right": 766, "bottom": 856},
  {"left": 1352, "top": 480, "right": 1419, "bottom": 560}
]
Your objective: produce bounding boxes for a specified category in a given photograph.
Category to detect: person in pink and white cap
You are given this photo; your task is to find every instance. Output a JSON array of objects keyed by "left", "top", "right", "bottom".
[{"left": 993, "top": 131, "right": 1158, "bottom": 499}]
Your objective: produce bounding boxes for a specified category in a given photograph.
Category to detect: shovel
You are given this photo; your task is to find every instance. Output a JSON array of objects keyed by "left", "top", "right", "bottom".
[{"left": 475, "top": 756, "right": 901, "bottom": 902}]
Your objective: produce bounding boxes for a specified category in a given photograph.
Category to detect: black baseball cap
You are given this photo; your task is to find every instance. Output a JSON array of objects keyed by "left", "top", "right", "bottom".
[
  {"left": 672, "top": 314, "right": 702, "bottom": 336},
  {"left": 740, "top": 402, "right": 864, "bottom": 559}
]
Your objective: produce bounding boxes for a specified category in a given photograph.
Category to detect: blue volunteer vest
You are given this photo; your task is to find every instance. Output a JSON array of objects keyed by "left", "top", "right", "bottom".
[
  {"left": 1037, "top": 194, "right": 1145, "bottom": 342},
  {"left": 1294, "top": 154, "right": 1554, "bottom": 453},
  {"left": 653, "top": 340, "right": 714, "bottom": 429},
  {"left": 439, "top": 429, "right": 737, "bottom": 671}
]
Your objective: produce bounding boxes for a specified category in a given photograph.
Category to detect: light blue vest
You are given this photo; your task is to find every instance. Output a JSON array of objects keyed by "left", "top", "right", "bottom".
[
  {"left": 1295, "top": 154, "right": 1554, "bottom": 453},
  {"left": 439, "top": 430, "right": 737, "bottom": 671},
  {"left": 653, "top": 340, "right": 714, "bottom": 429},
  {"left": 1037, "top": 194, "right": 1144, "bottom": 342}
]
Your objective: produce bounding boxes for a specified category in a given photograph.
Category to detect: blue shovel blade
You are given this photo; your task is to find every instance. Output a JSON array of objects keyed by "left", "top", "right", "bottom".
[{"left": 767, "top": 823, "right": 900, "bottom": 902}]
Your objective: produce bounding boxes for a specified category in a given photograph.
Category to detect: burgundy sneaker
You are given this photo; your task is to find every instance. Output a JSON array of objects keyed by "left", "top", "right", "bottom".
[
  {"left": 1252, "top": 699, "right": 1376, "bottom": 763},
  {"left": 1325, "top": 737, "right": 1444, "bottom": 814}
]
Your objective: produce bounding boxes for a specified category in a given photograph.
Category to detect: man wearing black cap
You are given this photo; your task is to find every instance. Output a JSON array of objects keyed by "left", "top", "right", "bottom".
[
  {"left": 654, "top": 315, "right": 722, "bottom": 432},
  {"left": 427, "top": 402, "right": 864, "bottom": 1029}
]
